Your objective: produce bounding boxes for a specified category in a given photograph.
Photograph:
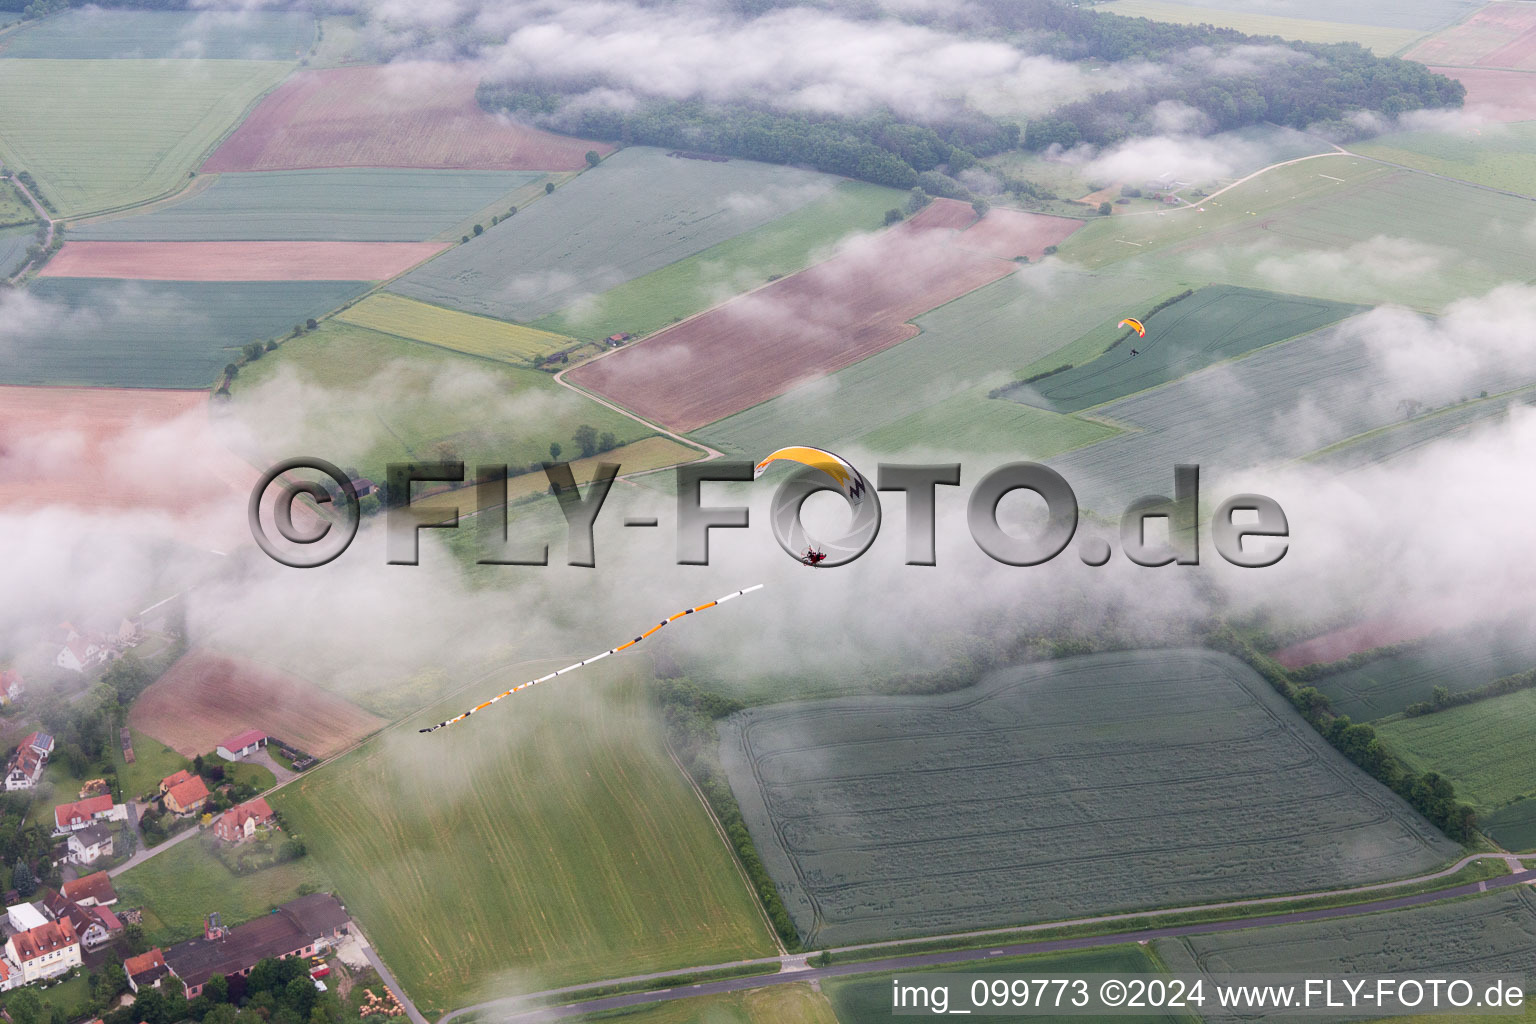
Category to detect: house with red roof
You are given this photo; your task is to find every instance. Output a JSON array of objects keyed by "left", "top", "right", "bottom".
[
  {"left": 216, "top": 730, "right": 267, "bottom": 761},
  {"left": 53, "top": 795, "right": 125, "bottom": 836},
  {"left": 214, "top": 798, "right": 275, "bottom": 843},
  {"left": 61, "top": 871, "right": 117, "bottom": 907},
  {"left": 124, "top": 948, "right": 169, "bottom": 992},
  {"left": 164, "top": 775, "right": 210, "bottom": 816},
  {"left": 5, "top": 916, "right": 80, "bottom": 983},
  {"left": 42, "top": 890, "right": 122, "bottom": 950},
  {"left": 4, "top": 733, "right": 51, "bottom": 792}
]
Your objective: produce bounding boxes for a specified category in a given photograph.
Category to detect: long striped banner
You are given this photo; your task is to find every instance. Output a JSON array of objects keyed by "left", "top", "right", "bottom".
[{"left": 419, "top": 584, "right": 765, "bottom": 733}]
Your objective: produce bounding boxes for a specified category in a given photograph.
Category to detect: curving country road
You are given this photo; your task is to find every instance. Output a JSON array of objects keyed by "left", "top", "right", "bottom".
[{"left": 455, "top": 865, "right": 1536, "bottom": 1022}]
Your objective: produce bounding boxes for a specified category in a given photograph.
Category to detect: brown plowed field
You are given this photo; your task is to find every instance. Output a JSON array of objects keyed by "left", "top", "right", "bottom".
[
  {"left": 202, "top": 64, "right": 613, "bottom": 172},
  {"left": 953, "top": 208, "right": 1082, "bottom": 260},
  {"left": 567, "top": 199, "right": 1081, "bottom": 432},
  {"left": 1409, "top": 5, "right": 1536, "bottom": 70},
  {"left": 39, "top": 241, "right": 447, "bottom": 281},
  {"left": 1429, "top": 66, "right": 1536, "bottom": 121},
  {"left": 1271, "top": 618, "right": 1439, "bottom": 669},
  {"left": 130, "top": 648, "right": 385, "bottom": 759}
]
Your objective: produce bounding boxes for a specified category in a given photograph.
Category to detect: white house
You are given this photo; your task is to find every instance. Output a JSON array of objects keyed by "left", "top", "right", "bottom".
[
  {"left": 4, "top": 732, "right": 52, "bottom": 792},
  {"left": 67, "top": 824, "right": 114, "bottom": 866},
  {"left": 55, "top": 637, "right": 105, "bottom": 674},
  {"left": 216, "top": 730, "right": 268, "bottom": 761},
  {"left": 53, "top": 796, "right": 125, "bottom": 836},
  {"left": 5, "top": 918, "right": 81, "bottom": 984}
]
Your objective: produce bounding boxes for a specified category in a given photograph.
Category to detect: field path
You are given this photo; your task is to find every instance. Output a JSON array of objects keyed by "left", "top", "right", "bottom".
[
  {"left": 554, "top": 362, "right": 723, "bottom": 472},
  {"left": 447, "top": 857, "right": 1536, "bottom": 1022},
  {"left": 2, "top": 160, "right": 51, "bottom": 281}
]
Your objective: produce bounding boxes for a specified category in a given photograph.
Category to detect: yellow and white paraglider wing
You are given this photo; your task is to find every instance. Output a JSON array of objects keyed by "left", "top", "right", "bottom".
[
  {"left": 1118, "top": 317, "right": 1146, "bottom": 337},
  {"left": 753, "top": 445, "right": 868, "bottom": 504}
]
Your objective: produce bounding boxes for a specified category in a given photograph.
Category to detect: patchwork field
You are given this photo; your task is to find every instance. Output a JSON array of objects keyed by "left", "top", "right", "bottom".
[
  {"left": 1309, "top": 626, "right": 1536, "bottom": 722},
  {"left": 1427, "top": 66, "right": 1536, "bottom": 121},
  {"left": 720, "top": 649, "right": 1457, "bottom": 947},
  {"left": 0, "top": 9, "right": 315, "bottom": 60},
  {"left": 202, "top": 63, "right": 611, "bottom": 172},
  {"left": 3, "top": 277, "right": 369, "bottom": 387},
  {"left": 569, "top": 200, "right": 1069, "bottom": 433},
  {"left": 825, "top": 947, "right": 1179, "bottom": 1024},
  {"left": 40, "top": 240, "right": 445, "bottom": 281},
  {"left": 1354, "top": 124, "right": 1536, "bottom": 196},
  {"left": 392, "top": 147, "right": 843, "bottom": 323},
  {"left": 1407, "top": 3, "right": 1536, "bottom": 68},
  {"left": 574, "top": 984, "right": 836, "bottom": 1024},
  {"left": 1004, "top": 286, "right": 1363, "bottom": 413},
  {"left": 1063, "top": 156, "right": 1536, "bottom": 311},
  {"left": 336, "top": 292, "right": 573, "bottom": 363},
  {"left": 0, "top": 385, "right": 257, "bottom": 530},
  {"left": 1155, "top": 887, "right": 1536, "bottom": 1022},
  {"left": 0, "top": 59, "right": 292, "bottom": 217},
  {"left": 229, "top": 320, "right": 652, "bottom": 487},
  {"left": 1377, "top": 689, "right": 1536, "bottom": 812},
  {"left": 1098, "top": 0, "right": 1425, "bottom": 53},
  {"left": 531, "top": 180, "right": 906, "bottom": 342},
  {"left": 696, "top": 267, "right": 1168, "bottom": 458},
  {"left": 73, "top": 169, "right": 542, "bottom": 241},
  {"left": 129, "top": 648, "right": 386, "bottom": 759},
  {"left": 273, "top": 664, "right": 775, "bottom": 1015}
]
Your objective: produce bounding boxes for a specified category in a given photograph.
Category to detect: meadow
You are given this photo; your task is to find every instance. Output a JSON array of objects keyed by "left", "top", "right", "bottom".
[
  {"left": 1006, "top": 286, "right": 1362, "bottom": 413},
  {"left": 824, "top": 947, "right": 1181, "bottom": 1024},
  {"left": 74, "top": 169, "right": 543, "bottom": 241},
  {"left": 575, "top": 984, "right": 836, "bottom": 1024},
  {"left": 1308, "top": 626, "right": 1536, "bottom": 722},
  {"left": 0, "top": 176, "right": 36, "bottom": 226},
  {"left": 391, "top": 147, "right": 841, "bottom": 323},
  {"left": 114, "top": 834, "right": 335, "bottom": 946},
  {"left": 273, "top": 663, "right": 776, "bottom": 1016},
  {"left": 1154, "top": 887, "right": 1536, "bottom": 1019},
  {"left": 0, "top": 9, "right": 315, "bottom": 60},
  {"left": 115, "top": 727, "right": 194, "bottom": 800},
  {"left": 1483, "top": 799, "right": 1536, "bottom": 852},
  {"left": 1354, "top": 124, "right": 1536, "bottom": 195},
  {"left": 337, "top": 292, "right": 574, "bottom": 363},
  {"left": 3, "top": 278, "right": 368, "bottom": 388},
  {"left": 0, "top": 59, "right": 292, "bottom": 217},
  {"left": 229, "top": 320, "right": 652, "bottom": 486},
  {"left": 695, "top": 265, "right": 1167, "bottom": 458},
  {"left": 531, "top": 180, "right": 905, "bottom": 342},
  {"left": 1061, "top": 157, "right": 1536, "bottom": 311},
  {"left": 719, "top": 649, "right": 1457, "bottom": 947},
  {"left": 1097, "top": 0, "right": 1426, "bottom": 52},
  {"left": 1376, "top": 689, "right": 1536, "bottom": 812}
]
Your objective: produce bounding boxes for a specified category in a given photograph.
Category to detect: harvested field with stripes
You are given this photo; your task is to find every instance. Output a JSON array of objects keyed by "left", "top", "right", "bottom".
[
  {"left": 1407, "top": 3, "right": 1536, "bottom": 69},
  {"left": 203, "top": 64, "right": 611, "bottom": 172},
  {"left": 39, "top": 241, "right": 446, "bottom": 281},
  {"left": 719, "top": 649, "right": 1457, "bottom": 947},
  {"left": 568, "top": 200, "right": 1072, "bottom": 433}
]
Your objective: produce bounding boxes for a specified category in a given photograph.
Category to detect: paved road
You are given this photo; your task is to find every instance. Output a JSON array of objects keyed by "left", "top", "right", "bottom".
[
  {"left": 469, "top": 869, "right": 1536, "bottom": 1022},
  {"left": 363, "top": 944, "right": 429, "bottom": 1024}
]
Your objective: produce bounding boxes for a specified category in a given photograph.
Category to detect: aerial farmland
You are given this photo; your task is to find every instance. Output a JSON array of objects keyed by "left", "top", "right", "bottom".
[{"left": 2, "top": 2, "right": 1535, "bottom": 1023}]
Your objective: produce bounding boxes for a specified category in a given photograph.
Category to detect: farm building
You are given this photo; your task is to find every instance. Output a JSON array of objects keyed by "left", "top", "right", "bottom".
[
  {"left": 216, "top": 730, "right": 268, "bottom": 761},
  {"left": 214, "top": 798, "right": 275, "bottom": 843},
  {"left": 5, "top": 916, "right": 80, "bottom": 984},
  {"left": 6, "top": 903, "right": 47, "bottom": 932},
  {"left": 163, "top": 775, "right": 210, "bottom": 815},
  {"left": 605, "top": 332, "right": 631, "bottom": 346},
  {"left": 164, "top": 894, "right": 350, "bottom": 999},
  {"left": 5, "top": 732, "right": 52, "bottom": 792},
  {"left": 61, "top": 872, "right": 116, "bottom": 907},
  {"left": 66, "top": 823, "right": 114, "bottom": 865},
  {"left": 52, "top": 795, "right": 125, "bottom": 835},
  {"left": 125, "top": 947, "right": 169, "bottom": 992}
]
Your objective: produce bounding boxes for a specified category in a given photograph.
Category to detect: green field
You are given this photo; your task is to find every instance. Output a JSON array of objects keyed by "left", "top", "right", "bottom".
[
  {"left": 719, "top": 649, "right": 1457, "bottom": 947},
  {"left": 531, "top": 180, "right": 904, "bottom": 342},
  {"left": 1004, "top": 286, "right": 1363, "bottom": 413},
  {"left": 1097, "top": 0, "right": 1427, "bottom": 52},
  {"left": 824, "top": 946, "right": 1182, "bottom": 1024},
  {"left": 1355, "top": 125, "right": 1536, "bottom": 196},
  {"left": 116, "top": 727, "right": 192, "bottom": 800},
  {"left": 1060, "top": 157, "right": 1536, "bottom": 311},
  {"left": 226, "top": 759, "right": 277, "bottom": 791},
  {"left": 391, "top": 146, "right": 842, "bottom": 323},
  {"left": 229, "top": 320, "right": 651, "bottom": 486},
  {"left": 5, "top": 278, "right": 369, "bottom": 387},
  {"left": 578, "top": 984, "right": 836, "bottom": 1024},
  {"left": 1155, "top": 887, "right": 1536, "bottom": 1021},
  {"left": 74, "top": 169, "right": 542, "bottom": 241},
  {"left": 1483, "top": 799, "right": 1536, "bottom": 852},
  {"left": 860, "top": 391, "right": 1119, "bottom": 457},
  {"left": 0, "top": 224, "right": 32, "bottom": 277},
  {"left": 1310, "top": 627, "right": 1536, "bottom": 722},
  {"left": 114, "top": 833, "right": 335, "bottom": 946},
  {"left": 0, "top": 59, "right": 291, "bottom": 217},
  {"left": 0, "top": 176, "right": 36, "bottom": 226},
  {"left": 337, "top": 292, "right": 575, "bottom": 363},
  {"left": 0, "top": 9, "right": 315, "bottom": 60},
  {"left": 695, "top": 266, "right": 1168, "bottom": 458},
  {"left": 1377, "top": 689, "right": 1536, "bottom": 813},
  {"left": 272, "top": 664, "right": 776, "bottom": 1016}
]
